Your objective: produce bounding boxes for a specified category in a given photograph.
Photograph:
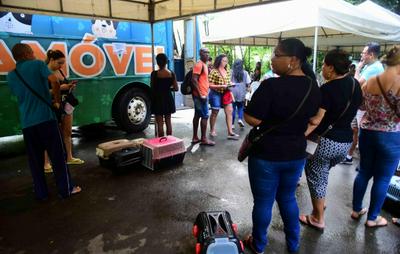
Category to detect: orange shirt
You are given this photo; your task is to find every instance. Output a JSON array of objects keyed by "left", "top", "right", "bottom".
[{"left": 192, "top": 61, "right": 209, "bottom": 97}]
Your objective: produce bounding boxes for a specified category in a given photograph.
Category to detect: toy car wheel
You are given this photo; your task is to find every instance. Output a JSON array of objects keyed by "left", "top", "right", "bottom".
[
  {"left": 192, "top": 224, "right": 199, "bottom": 237},
  {"left": 195, "top": 243, "right": 201, "bottom": 254},
  {"left": 232, "top": 223, "right": 238, "bottom": 234}
]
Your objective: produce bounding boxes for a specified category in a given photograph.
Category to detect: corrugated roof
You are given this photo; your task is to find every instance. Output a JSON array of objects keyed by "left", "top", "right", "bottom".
[{"left": 0, "top": 0, "right": 283, "bottom": 22}]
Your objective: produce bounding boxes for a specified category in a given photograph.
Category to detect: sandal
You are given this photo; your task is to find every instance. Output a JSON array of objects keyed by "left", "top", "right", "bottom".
[
  {"left": 351, "top": 208, "right": 367, "bottom": 220},
  {"left": 243, "top": 235, "right": 264, "bottom": 254},
  {"left": 365, "top": 216, "right": 388, "bottom": 228},
  {"left": 71, "top": 186, "right": 82, "bottom": 195},
  {"left": 67, "top": 158, "right": 85, "bottom": 165},
  {"left": 191, "top": 139, "right": 200, "bottom": 144},
  {"left": 299, "top": 214, "right": 325, "bottom": 232},
  {"left": 227, "top": 133, "right": 239, "bottom": 140},
  {"left": 200, "top": 140, "right": 215, "bottom": 146},
  {"left": 44, "top": 165, "right": 53, "bottom": 173},
  {"left": 392, "top": 218, "right": 400, "bottom": 227}
]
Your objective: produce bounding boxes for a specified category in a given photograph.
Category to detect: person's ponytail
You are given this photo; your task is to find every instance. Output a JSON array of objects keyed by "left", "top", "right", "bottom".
[
  {"left": 45, "top": 49, "right": 65, "bottom": 64},
  {"left": 301, "top": 61, "right": 317, "bottom": 83},
  {"left": 301, "top": 46, "right": 316, "bottom": 82}
]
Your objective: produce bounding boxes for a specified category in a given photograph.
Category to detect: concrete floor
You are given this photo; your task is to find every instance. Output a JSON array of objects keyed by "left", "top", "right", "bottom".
[{"left": 0, "top": 109, "right": 399, "bottom": 254}]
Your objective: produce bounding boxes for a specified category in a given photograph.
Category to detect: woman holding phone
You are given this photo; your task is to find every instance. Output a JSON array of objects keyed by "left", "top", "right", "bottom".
[
  {"left": 208, "top": 54, "right": 239, "bottom": 140},
  {"left": 44, "top": 50, "right": 84, "bottom": 172}
]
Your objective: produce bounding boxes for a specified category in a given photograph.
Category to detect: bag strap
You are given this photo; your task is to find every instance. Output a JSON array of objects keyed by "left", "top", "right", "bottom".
[
  {"left": 320, "top": 77, "right": 356, "bottom": 137},
  {"left": 14, "top": 69, "right": 55, "bottom": 111},
  {"left": 59, "top": 69, "right": 68, "bottom": 82},
  {"left": 252, "top": 76, "right": 313, "bottom": 143},
  {"left": 217, "top": 68, "right": 227, "bottom": 85},
  {"left": 377, "top": 75, "right": 400, "bottom": 118},
  {"left": 59, "top": 69, "right": 75, "bottom": 94}
]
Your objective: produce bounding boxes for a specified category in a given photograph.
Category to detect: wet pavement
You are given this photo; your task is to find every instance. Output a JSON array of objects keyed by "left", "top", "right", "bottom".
[{"left": 0, "top": 109, "right": 399, "bottom": 254}]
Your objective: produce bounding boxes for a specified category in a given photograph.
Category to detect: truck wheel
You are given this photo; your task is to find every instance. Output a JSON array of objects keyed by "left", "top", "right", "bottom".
[{"left": 115, "top": 87, "right": 151, "bottom": 133}]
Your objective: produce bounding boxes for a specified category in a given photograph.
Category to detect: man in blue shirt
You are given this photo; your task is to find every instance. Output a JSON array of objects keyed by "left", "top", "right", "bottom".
[
  {"left": 7, "top": 43, "right": 81, "bottom": 200},
  {"left": 342, "top": 42, "right": 384, "bottom": 165},
  {"left": 355, "top": 42, "right": 384, "bottom": 87}
]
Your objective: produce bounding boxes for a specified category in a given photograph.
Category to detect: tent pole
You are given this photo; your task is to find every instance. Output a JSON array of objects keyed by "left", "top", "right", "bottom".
[
  {"left": 149, "top": 0, "right": 157, "bottom": 137},
  {"left": 151, "top": 23, "right": 155, "bottom": 71},
  {"left": 312, "top": 26, "right": 318, "bottom": 73}
]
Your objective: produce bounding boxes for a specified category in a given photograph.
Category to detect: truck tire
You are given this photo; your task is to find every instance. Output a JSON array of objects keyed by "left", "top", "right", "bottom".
[{"left": 114, "top": 87, "right": 151, "bottom": 133}]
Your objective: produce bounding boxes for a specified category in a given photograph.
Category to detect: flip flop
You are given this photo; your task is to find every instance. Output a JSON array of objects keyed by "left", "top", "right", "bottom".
[
  {"left": 67, "top": 158, "right": 85, "bottom": 165},
  {"left": 299, "top": 214, "right": 325, "bottom": 232},
  {"left": 200, "top": 140, "right": 215, "bottom": 146},
  {"left": 392, "top": 218, "right": 400, "bottom": 227},
  {"left": 365, "top": 216, "right": 388, "bottom": 228},
  {"left": 351, "top": 208, "right": 367, "bottom": 220},
  {"left": 227, "top": 133, "right": 240, "bottom": 140},
  {"left": 71, "top": 186, "right": 82, "bottom": 195},
  {"left": 191, "top": 139, "right": 200, "bottom": 144}
]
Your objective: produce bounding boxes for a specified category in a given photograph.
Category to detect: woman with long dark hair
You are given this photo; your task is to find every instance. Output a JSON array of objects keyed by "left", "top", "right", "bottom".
[
  {"left": 44, "top": 49, "right": 83, "bottom": 173},
  {"left": 208, "top": 54, "right": 238, "bottom": 139},
  {"left": 243, "top": 38, "right": 320, "bottom": 253},
  {"left": 231, "top": 59, "right": 251, "bottom": 128}
]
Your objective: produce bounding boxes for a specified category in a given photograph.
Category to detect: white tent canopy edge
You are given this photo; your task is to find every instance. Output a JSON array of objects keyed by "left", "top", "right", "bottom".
[{"left": 201, "top": 0, "right": 400, "bottom": 71}]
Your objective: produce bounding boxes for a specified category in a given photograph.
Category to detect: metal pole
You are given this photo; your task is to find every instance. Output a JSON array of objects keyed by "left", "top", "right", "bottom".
[
  {"left": 151, "top": 23, "right": 155, "bottom": 71},
  {"left": 312, "top": 26, "right": 318, "bottom": 73},
  {"left": 193, "top": 17, "right": 197, "bottom": 62},
  {"left": 149, "top": 0, "right": 157, "bottom": 137}
]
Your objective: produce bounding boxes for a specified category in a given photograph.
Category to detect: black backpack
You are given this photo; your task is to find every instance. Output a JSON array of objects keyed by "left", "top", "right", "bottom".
[{"left": 180, "top": 64, "right": 204, "bottom": 95}]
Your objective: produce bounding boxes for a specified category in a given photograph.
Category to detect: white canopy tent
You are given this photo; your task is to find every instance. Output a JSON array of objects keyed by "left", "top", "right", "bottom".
[
  {"left": 356, "top": 1, "right": 400, "bottom": 26},
  {"left": 201, "top": 0, "right": 400, "bottom": 70}
]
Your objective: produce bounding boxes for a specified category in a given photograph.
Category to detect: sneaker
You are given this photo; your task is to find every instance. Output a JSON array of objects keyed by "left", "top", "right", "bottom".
[
  {"left": 238, "top": 120, "right": 245, "bottom": 128},
  {"left": 341, "top": 157, "right": 353, "bottom": 165},
  {"left": 232, "top": 125, "right": 235, "bottom": 130}
]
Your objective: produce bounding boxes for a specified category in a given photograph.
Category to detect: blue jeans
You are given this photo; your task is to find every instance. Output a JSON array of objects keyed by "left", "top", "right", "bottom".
[
  {"left": 248, "top": 156, "right": 305, "bottom": 253},
  {"left": 232, "top": 101, "right": 244, "bottom": 124},
  {"left": 352, "top": 129, "right": 400, "bottom": 221},
  {"left": 22, "top": 120, "right": 74, "bottom": 200}
]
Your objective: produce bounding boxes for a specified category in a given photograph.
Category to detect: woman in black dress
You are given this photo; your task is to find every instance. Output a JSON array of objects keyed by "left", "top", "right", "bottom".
[{"left": 151, "top": 53, "right": 178, "bottom": 137}]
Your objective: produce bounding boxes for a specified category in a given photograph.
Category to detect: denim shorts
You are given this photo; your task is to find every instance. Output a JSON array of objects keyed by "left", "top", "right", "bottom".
[
  {"left": 193, "top": 96, "right": 209, "bottom": 118},
  {"left": 209, "top": 90, "right": 223, "bottom": 109}
]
